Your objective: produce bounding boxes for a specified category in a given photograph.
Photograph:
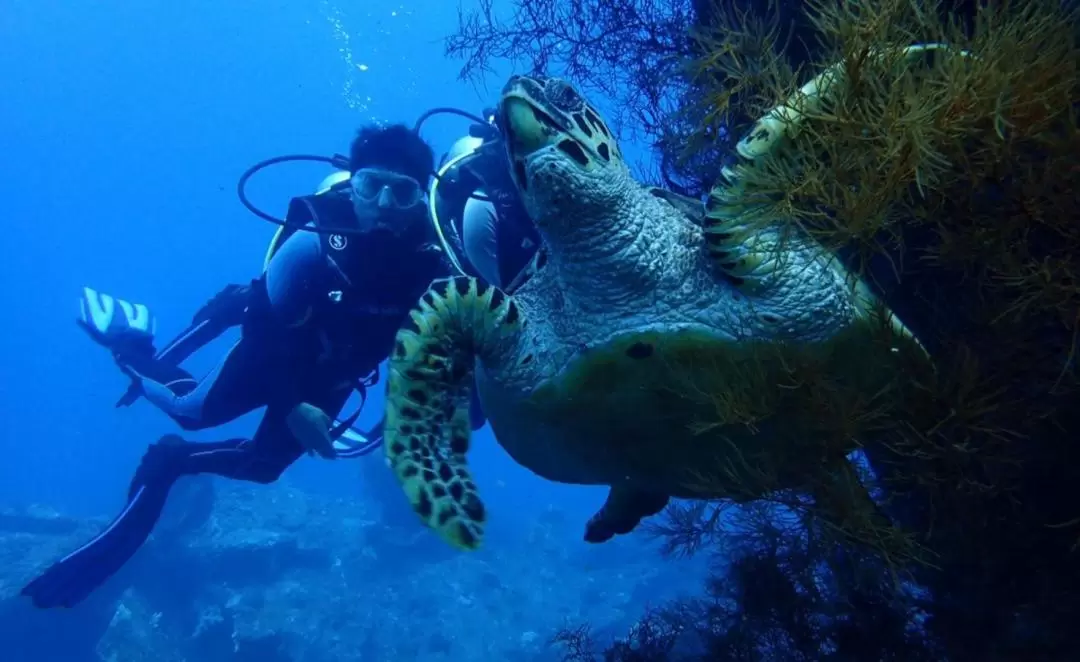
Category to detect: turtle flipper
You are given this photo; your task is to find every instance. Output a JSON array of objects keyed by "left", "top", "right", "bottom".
[
  {"left": 703, "top": 176, "right": 788, "bottom": 291},
  {"left": 701, "top": 58, "right": 840, "bottom": 290},
  {"left": 584, "top": 486, "right": 670, "bottom": 543},
  {"left": 736, "top": 43, "right": 973, "bottom": 161},
  {"left": 385, "top": 276, "right": 523, "bottom": 550},
  {"left": 705, "top": 43, "right": 973, "bottom": 291}
]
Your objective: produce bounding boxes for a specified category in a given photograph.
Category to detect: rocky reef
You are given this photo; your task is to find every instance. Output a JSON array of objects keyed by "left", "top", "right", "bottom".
[{"left": 1, "top": 479, "right": 702, "bottom": 661}]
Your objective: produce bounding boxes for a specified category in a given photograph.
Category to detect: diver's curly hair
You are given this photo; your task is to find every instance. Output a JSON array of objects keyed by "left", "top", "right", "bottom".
[{"left": 349, "top": 123, "right": 434, "bottom": 184}]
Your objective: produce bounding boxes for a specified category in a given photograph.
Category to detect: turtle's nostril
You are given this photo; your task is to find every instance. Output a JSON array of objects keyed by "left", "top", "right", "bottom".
[{"left": 546, "top": 79, "right": 582, "bottom": 111}]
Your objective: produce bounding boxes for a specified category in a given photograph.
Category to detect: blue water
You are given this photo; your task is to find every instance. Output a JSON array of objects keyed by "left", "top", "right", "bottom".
[{"left": 1, "top": 2, "right": 702, "bottom": 659}]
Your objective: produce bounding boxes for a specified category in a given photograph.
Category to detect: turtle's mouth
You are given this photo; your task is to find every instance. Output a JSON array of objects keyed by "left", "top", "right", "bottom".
[
  {"left": 501, "top": 97, "right": 592, "bottom": 169},
  {"left": 502, "top": 98, "right": 558, "bottom": 156}
]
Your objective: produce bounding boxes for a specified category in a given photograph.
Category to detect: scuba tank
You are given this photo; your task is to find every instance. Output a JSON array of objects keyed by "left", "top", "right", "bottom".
[
  {"left": 262, "top": 169, "right": 352, "bottom": 269},
  {"left": 430, "top": 131, "right": 540, "bottom": 288}
]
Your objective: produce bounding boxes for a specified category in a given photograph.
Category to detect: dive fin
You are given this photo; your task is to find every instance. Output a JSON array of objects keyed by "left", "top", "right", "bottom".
[
  {"left": 21, "top": 442, "right": 180, "bottom": 609},
  {"left": 21, "top": 486, "right": 169, "bottom": 608}
]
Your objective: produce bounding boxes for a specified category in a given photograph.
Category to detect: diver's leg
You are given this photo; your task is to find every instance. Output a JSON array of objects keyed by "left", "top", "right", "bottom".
[
  {"left": 126, "top": 336, "right": 272, "bottom": 431},
  {"left": 152, "top": 316, "right": 233, "bottom": 369},
  {"left": 21, "top": 429, "right": 285, "bottom": 609},
  {"left": 21, "top": 434, "right": 191, "bottom": 609},
  {"left": 77, "top": 287, "right": 199, "bottom": 404},
  {"left": 21, "top": 386, "right": 345, "bottom": 609},
  {"left": 138, "top": 282, "right": 254, "bottom": 371},
  {"left": 114, "top": 341, "right": 198, "bottom": 398},
  {"left": 168, "top": 383, "right": 354, "bottom": 482},
  {"left": 159, "top": 419, "right": 303, "bottom": 484}
]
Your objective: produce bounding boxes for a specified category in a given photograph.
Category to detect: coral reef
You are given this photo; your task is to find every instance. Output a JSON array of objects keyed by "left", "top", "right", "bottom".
[
  {"left": 449, "top": 0, "right": 1080, "bottom": 659},
  {"left": 690, "top": 4, "right": 1080, "bottom": 655},
  {"left": 558, "top": 502, "right": 940, "bottom": 662}
]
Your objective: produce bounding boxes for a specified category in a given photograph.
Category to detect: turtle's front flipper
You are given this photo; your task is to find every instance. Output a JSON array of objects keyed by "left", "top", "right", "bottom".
[
  {"left": 584, "top": 486, "right": 670, "bottom": 543},
  {"left": 385, "top": 276, "right": 523, "bottom": 551},
  {"left": 702, "top": 164, "right": 788, "bottom": 292},
  {"left": 704, "top": 43, "right": 974, "bottom": 292}
]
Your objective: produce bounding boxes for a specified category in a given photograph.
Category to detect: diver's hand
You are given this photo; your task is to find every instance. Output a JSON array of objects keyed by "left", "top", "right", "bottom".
[
  {"left": 78, "top": 286, "right": 157, "bottom": 351},
  {"left": 286, "top": 403, "right": 338, "bottom": 459}
]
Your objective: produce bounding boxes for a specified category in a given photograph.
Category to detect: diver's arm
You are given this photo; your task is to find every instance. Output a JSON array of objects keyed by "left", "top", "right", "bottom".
[
  {"left": 154, "top": 283, "right": 254, "bottom": 365},
  {"left": 164, "top": 193, "right": 334, "bottom": 357},
  {"left": 263, "top": 230, "right": 329, "bottom": 328},
  {"left": 126, "top": 233, "right": 326, "bottom": 406}
]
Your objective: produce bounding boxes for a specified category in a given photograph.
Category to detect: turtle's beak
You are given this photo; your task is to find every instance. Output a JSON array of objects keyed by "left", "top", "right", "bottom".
[
  {"left": 502, "top": 98, "right": 549, "bottom": 157},
  {"left": 501, "top": 97, "right": 559, "bottom": 158}
]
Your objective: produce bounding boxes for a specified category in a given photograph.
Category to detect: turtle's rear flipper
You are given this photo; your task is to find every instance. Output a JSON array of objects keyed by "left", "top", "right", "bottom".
[{"left": 584, "top": 486, "right": 669, "bottom": 543}]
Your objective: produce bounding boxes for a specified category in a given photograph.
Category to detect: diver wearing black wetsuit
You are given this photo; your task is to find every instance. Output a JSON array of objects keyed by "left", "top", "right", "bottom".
[
  {"left": 429, "top": 109, "right": 541, "bottom": 293},
  {"left": 22, "top": 124, "right": 457, "bottom": 609}
]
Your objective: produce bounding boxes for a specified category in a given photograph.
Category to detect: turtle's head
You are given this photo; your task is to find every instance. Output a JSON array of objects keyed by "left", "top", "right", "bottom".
[{"left": 499, "top": 75, "right": 632, "bottom": 229}]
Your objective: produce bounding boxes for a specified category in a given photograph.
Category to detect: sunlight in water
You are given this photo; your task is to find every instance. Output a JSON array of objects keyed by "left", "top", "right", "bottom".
[{"left": 319, "top": 1, "right": 426, "bottom": 120}]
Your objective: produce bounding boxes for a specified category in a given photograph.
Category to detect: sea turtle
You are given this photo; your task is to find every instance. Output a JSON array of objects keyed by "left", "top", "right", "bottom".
[{"left": 383, "top": 73, "right": 929, "bottom": 551}]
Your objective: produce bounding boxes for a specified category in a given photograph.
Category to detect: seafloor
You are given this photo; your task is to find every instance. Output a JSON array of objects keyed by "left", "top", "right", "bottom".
[{"left": 1, "top": 478, "right": 704, "bottom": 662}]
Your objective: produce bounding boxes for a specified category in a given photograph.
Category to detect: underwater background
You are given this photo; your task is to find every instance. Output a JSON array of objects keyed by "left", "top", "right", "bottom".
[
  {"left": 5, "top": 0, "right": 1080, "bottom": 660},
  {"left": 0, "top": 0, "right": 709, "bottom": 659}
]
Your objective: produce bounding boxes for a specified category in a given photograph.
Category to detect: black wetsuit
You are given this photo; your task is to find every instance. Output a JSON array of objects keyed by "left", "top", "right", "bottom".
[
  {"left": 21, "top": 192, "right": 449, "bottom": 609},
  {"left": 471, "top": 142, "right": 540, "bottom": 290},
  {"left": 129, "top": 231, "right": 443, "bottom": 475},
  {"left": 439, "top": 136, "right": 541, "bottom": 291}
]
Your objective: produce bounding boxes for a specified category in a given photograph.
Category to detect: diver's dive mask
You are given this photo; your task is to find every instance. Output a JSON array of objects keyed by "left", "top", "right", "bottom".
[{"left": 349, "top": 167, "right": 427, "bottom": 233}]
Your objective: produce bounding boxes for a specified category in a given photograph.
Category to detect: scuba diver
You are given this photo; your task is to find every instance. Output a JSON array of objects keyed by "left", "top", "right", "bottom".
[
  {"left": 22, "top": 123, "right": 460, "bottom": 609},
  {"left": 427, "top": 107, "right": 541, "bottom": 292}
]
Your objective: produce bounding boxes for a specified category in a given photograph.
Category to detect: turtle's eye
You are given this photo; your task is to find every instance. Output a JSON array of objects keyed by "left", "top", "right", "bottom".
[{"left": 546, "top": 80, "right": 582, "bottom": 112}]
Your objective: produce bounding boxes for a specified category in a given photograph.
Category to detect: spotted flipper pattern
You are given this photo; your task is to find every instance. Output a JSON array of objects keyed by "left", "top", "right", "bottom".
[
  {"left": 704, "top": 43, "right": 973, "bottom": 290},
  {"left": 385, "top": 276, "right": 523, "bottom": 550}
]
